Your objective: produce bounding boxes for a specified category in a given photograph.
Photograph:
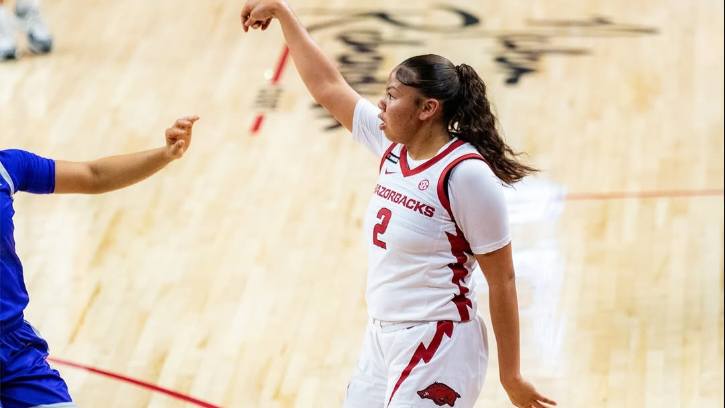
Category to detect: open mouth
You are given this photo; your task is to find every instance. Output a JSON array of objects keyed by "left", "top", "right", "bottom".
[{"left": 378, "top": 114, "right": 386, "bottom": 130}]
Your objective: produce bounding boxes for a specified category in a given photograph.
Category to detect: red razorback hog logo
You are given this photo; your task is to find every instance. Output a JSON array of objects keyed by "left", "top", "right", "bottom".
[{"left": 417, "top": 382, "right": 461, "bottom": 406}]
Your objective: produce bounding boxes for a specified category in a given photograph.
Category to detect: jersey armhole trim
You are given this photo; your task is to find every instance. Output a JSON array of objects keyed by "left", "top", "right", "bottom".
[{"left": 436, "top": 154, "right": 486, "bottom": 221}]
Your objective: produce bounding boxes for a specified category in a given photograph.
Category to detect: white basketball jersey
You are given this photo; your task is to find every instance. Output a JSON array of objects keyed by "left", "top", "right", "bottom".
[{"left": 364, "top": 139, "right": 487, "bottom": 323}]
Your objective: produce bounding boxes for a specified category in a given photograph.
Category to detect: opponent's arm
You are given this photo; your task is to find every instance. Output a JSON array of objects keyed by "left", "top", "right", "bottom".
[{"left": 54, "top": 116, "right": 198, "bottom": 194}]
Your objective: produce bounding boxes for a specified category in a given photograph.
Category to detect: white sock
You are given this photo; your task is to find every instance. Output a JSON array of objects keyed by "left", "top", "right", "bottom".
[
  {"left": 0, "top": 5, "right": 14, "bottom": 43},
  {"left": 0, "top": 5, "right": 10, "bottom": 22},
  {"left": 15, "top": 0, "right": 42, "bottom": 12}
]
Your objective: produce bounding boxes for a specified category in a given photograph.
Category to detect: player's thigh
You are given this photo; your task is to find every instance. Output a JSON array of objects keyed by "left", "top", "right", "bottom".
[
  {"left": 385, "top": 318, "right": 488, "bottom": 408},
  {"left": 342, "top": 321, "right": 387, "bottom": 408}
]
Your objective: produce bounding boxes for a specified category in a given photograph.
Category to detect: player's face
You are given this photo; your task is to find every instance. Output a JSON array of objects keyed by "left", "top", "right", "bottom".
[{"left": 377, "top": 68, "right": 426, "bottom": 144}]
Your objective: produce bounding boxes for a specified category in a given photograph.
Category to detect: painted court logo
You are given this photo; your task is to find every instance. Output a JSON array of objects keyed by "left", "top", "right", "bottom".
[
  {"left": 251, "top": 5, "right": 658, "bottom": 133},
  {"left": 417, "top": 382, "right": 461, "bottom": 406}
]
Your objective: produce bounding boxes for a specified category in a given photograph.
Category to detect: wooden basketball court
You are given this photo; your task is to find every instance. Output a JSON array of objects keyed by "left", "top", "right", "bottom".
[{"left": 1, "top": 0, "right": 722, "bottom": 407}]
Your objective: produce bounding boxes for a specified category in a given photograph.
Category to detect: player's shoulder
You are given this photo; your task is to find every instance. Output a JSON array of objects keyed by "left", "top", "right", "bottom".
[
  {"left": 0, "top": 149, "right": 35, "bottom": 174},
  {"left": 0, "top": 149, "right": 32, "bottom": 163},
  {"left": 0, "top": 150, "right": 20, "bottom": 194},
  {"left": 447, "top": 152, "right": 498, "bottom": 186},
  {"left": 0, "top": 149, "right": 53, "bottom": 181},
  {"left": 0, "top": 149, "right": 20, "bottom": 171},
  {"left": 356, "top": 97, "right": 381, "bottom": 112}
]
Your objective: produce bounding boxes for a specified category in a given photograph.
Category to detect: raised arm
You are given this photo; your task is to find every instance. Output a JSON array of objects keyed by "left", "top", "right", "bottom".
[
  {"left": 54, "top": 116, "right": 198, "bottom": 194},
  {"left": 475, "top": 243, "right": 557, "bottom": 408},
  {"left": 241, "top": 0, "right": 360, "bottom": 131}
]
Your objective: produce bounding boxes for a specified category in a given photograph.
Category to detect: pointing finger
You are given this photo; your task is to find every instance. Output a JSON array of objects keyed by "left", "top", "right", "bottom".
[
  {"left": 537, "top": 395, "right": 557, "bottom": 406},
  {"left": 240, "top": 4, "right": 252, "bottom": 29}
]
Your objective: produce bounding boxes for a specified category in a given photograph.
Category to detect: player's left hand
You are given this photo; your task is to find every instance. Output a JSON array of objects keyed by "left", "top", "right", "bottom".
[
  {"left": 502, "top": 376, "right": 556, "bottom": 408},
  {"left": 165, "top": 115, "right": 199, "bottom": 159}
]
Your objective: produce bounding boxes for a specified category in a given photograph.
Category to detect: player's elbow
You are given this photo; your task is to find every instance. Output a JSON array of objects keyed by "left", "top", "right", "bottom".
[
  {"left": 482, "top": 267, "right": 516, "bottom": 290},
  {"left": 84, "top": 162, "right": 106, "bottom": 194}
]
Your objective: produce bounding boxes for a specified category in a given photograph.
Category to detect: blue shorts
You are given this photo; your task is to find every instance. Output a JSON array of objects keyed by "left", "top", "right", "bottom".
[{"left": 0, "top": 320, "right": 76, "bottom": 408}]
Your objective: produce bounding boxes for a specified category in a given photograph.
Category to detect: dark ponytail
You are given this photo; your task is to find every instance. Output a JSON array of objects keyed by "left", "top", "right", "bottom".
[{"left": 396, "top": 55, "right": 537, "bottom": 184}]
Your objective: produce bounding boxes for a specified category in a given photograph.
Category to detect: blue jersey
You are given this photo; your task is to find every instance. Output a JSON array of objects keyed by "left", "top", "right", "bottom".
[{"left": 0, "top": 149, "right": 55, "bottom": 329}]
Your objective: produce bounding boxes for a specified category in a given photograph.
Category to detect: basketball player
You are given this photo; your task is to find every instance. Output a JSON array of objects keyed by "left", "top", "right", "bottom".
[
  {"left": 241, "top": 2, "right": 556, "bottom": 407},
  {"left": 0, "top": 115, "right": 199, "bottom": 408}
]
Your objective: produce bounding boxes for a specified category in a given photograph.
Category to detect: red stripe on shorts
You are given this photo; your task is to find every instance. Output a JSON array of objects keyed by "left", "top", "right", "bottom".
[{"left": 387, "top": 321, "right": 454, "bottom": 406}]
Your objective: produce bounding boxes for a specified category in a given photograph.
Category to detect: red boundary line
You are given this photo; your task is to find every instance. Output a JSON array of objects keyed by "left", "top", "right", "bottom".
[
  {"left": 271, "top": 46, "right": 290, "bottom": 83},
  {"left": 48, "top": 357, "right": 223, "bottom": 408},
  {"left": 251, "top": 46, "right": 290, "bottom": 134},
  {"left": 251, "top": 115, "right": 265, "bottom": 133}
]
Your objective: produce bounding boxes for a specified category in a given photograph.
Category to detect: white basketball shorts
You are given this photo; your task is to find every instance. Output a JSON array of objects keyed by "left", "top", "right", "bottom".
[{"left": 343, "top": 314, "right": 489, "bottom": 408}]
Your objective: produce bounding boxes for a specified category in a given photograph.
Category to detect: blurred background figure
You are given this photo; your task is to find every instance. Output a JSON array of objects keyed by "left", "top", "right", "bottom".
[{"left": 0, "top": 0, "right": 52, "bottom": 60}]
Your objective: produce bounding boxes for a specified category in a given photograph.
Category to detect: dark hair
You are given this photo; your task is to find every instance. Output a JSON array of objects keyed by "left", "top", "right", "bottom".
[{"left": 395, "top": 54, "right": 537, "bottom": 184}]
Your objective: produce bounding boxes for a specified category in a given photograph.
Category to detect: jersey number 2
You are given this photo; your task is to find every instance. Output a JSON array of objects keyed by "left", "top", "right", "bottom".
[{"left": 373, "top": 208, "right": 392, "bottom": 249}]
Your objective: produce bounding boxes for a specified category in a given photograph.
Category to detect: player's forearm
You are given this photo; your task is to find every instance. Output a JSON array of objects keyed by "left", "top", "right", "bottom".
[
  {"left": 274, "top": 2, "right": 347, "bottom": 106},
  {"left": 488, "top": 276, "right": 523, "bottom": 385},
  {"left": 88, "top": 147, "right": 174, "bottom": 193}
]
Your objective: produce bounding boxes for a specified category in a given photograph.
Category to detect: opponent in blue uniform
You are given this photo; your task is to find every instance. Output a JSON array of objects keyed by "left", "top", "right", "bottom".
[{"left": 0, "top": 115, "right": 198, "bottom": 408}]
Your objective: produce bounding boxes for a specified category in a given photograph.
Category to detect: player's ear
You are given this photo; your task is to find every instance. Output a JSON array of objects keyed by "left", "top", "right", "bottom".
[{"left": 418, "top": 98, "right": 440, "bottom": 121}]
